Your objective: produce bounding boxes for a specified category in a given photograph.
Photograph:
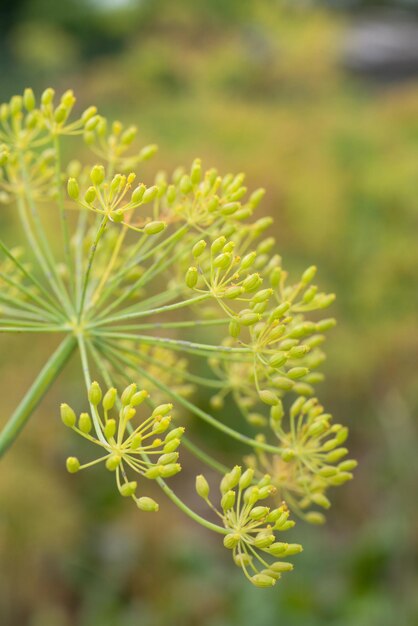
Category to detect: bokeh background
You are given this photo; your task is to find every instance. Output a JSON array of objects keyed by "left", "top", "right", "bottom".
[{"left": 1, "top": 1, "right": 418, "bottom": 625}]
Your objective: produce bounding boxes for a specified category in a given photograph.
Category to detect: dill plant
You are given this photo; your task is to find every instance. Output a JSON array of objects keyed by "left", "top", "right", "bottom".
[{"left": 0, "top": 88, "right": 356, "bottom": 587}]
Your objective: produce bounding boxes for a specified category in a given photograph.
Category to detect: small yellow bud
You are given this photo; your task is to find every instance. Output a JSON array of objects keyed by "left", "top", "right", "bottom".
[
  {"left": 88, "top": 381, "right": 102, "bottom": 406},
  {"left": 196, "top": 474, "right": 210, "bottom": 499},
  {"left": 66, "top": 457, "right": 80, "bottom": 473},
  {"left": 60, "top": 403, "right": 76, "bottom": 428},
  {"left": 144, "top": 221, "right": 166, "bottom": 235},
  {"left": 79, "top": 412, "right": 92, "bottom": 434},
  {"left": 137, "top": 496, "right": 159, "bottom": 512}
]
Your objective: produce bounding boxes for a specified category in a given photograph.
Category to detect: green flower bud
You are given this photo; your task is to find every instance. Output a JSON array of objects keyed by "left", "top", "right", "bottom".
[
  {"left": 221, "top": 490, "right": 236, "bottom": 511},
  {"left": 220, "top": 466, "right": 241, "bottom": 494},
  {"left": 238, "top": 312, "right": 260, "bottom": 326},
  {"left": 131, "top": 184, "right": 145, "bottom": 203},
  {"left": 158, "top": 452, "right": 179, "bottom": 465},
  {"left": 84, "top": 186, "right": 97, "bottom": 204},
  {"left": 259, "top": 390, "right": 279, "bottom": 406},
  {"left": 139, "top": 144, "right": 158, "bottom": 161},
  {"left": 213, "top": 252, "right": 231, "bottom": 269},
  {"left": 190, "top": 158, "right": 202, "bottom": 184},
  {"left": 105, "top": 454, "right": 121, "bottom": 471},
  {"left": 88, "top": 381, "right": 102, "bottom": 406},
  {"left": 211, "top": 236, "right": 226, "bottom": 255},
  {"left": 60, "top": 403, "right": 76, "bottom": 428},
  {"left": 223, "top": 533, "right": 241, "bottom": 549},
  {"left": 81, "top": 106, "right": 97, "bottom": 122},
  {"left": 180, "top": 174, "right": 193, "bottom": 194},
  {"left": 239, "top": 468, "right": 254, "bottom": 490},
  {"left": 144, "top": 221, "right": 166, "bottom": 235},
  {"left": 225, "top": 285, "right": 244, "bottom": 299},
  {"left": 339, "top": 459, "right": 358, "bottom": 472},
  {"left": 41, "top": 88, "right": 55, "bottom": 106},
  {"left": 301, "top": 265, "right": 317, "bottom": 284},
  {"left": 159, "top": 463, "right": 181, "bottom": 478},
  {"left": 102, "top": 387, "right": 117, "bottom": 411},
  {"left": 249, "top": 506, "right": 269, "bottom": 520},
  {"left": 287, "top": 367, "right": 309, "bottom": 380},
  {"left": 311, "top": 493, "right": 331, "bottom": 509},
  {"left": 79, "top": 412, "right": 92, "bottom": 434},
  {"left": 121, "top": 125, "right": 137, "bottom": 145},
  {"left": 254, "top": 533, "right": 275, "bottom": 549},
  {"left": 131, "top": 434, "right": 143, "bottom": 450},
  {"left": 316, "top": 318, "right": 337, "bottom": 332},
  {"left": 162, "top": 438, "right": 179, "bottom": 453},
  {"left": 221, "top": 202, "right": 240, "bottom": 216},
  {"left": 120, "top": 481, "right": 137, "bottom": 497},
  {"left": 186, "top": 266, "right": 198, "bottom": 288},
  {"left": 305, "top": 511, "right": 326, "bottom": 525},
  {"left": 269, "top": 352, "right": 287, "bottom": 368},
  {"left": 130, "top": 390, "right": 149, "bottom": 406},
  {"left": 152, "top": 403, "right": 173, "bottom": 417},
  {"left": 67, "top": 177, "right": 80, "bottom": 200},
  {"left": 90, "top": 165, "right": 105, "bottom": 186},
  {"left": 282, "top": 543, "right": 303, "bottom": 556},
  {"left": 270, "top": 561, "right": 294, "bottom": 573},
  {"left": 248, "top": 188, "right": 265, "bottom": 208},
  {"left": 192, "top": 240, "right": 206, "bottom": 257},
  {"left": 66, "top": 457, "right": 80, "bottom": 473},
  {"left": 121, "top": 383, "right": 137, "bottom": 405},
  {"left": 196, "top": 474, "right": 210, "bottom": 499},
  {"left": 137, "top": 496, "right": 159, "bottom": 512},
  {"left": 23, "top": 88, "right": 35, "bottom": 111},
  {"left": 104, "top": 419, "right": 116, "bottom": 440},
  {"left": 165, "top": 427, "right": 185, "bottom": 442},
  {"left": 142, "top": 185, "right": 158, "bottom": 203},
  {"left": 85, "top": 115, "right": 100, "bottom": 131},
  {"left": 242, "top": 273, "right": 262, "bottom": 292},
  {"left": 270, "top": 267, "right": 282, "bottom": 288},
  {"left": 250, "top": 574, "right": 276, "bottom": 588}
]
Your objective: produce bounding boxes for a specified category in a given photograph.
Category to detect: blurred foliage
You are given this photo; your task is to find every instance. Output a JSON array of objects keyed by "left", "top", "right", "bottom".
[{"left": 1, "top": 0, "right": 418, "bottom": 624}]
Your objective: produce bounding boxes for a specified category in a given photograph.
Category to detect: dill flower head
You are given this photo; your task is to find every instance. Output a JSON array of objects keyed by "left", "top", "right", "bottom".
[
  {"left": 0, "top": 87, "right": 356, "bottom": 586},
  {"left": 61, "top": 382, "right": 184, "bottom": 511},
  {"left": 196, "top": 466, "right": 302, "bottom": 587}
]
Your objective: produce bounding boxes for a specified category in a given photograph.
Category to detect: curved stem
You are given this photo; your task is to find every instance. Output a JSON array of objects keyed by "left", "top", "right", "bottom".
[{"left": 0, "top": 334, "right": 76, "bottom": 457}]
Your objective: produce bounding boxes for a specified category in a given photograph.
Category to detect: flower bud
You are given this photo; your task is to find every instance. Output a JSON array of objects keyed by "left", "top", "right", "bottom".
[
  {"left": 221, "top": 490, "right": 236, "bottom": 511},
  {"left": 301, "top": 265, "right": 317, "bottom": 284},
  {"left": 41, "top": 87, "right": 55, "bottom": 106},
  {"left": 90, "top": 165, "right": 105, "bottom": 186},
  {"left": 250, "top": 574, "right": 276, "bottom": 588},
  {"left": 121, "top": 383, "right": 137, "bottom": 405},
  {"left": 131, "top": 184, "right": 145, "bottom": 204},
  {"left": 192, "top": 240, "right": 206, "bottom": 258},
  {"left": 144, "top": 221, "right": 166, "bottom": 235},
  {"left": 84, "top": 186, "right": 97, "bottom": 204},
  {"left": 242, "top": 273, "right": 262, "bottom": 292},
  {"left": 23, "top": 88, "right": 35, "bottom": 111},
  {"left": 67, "top": 177, "right": 79, "bottom": 200},
  {"left": 180, "top": 174, "right": 193, "bottom": 194},
  {"left": 106, "top": 454, "right": 121, "bottom": 471},
  {"left": 186, "top": 266, "right": 198, "bottom": 288},
  {"left": 239, "top": 468, "right": 254, "bottom": 490},
  {"left": 305, "top": 511, "right": 326, "bottom": 525},
  {"left": 88, "top": 381, "right": 102, "bottom": 406},
  {"left": 159, "top": 463, "right": 181, "bottom": 478},
  {"left": 66, "top": 457, "right": 80, "bottom": 473},
  {"left": 190, "top": 158, "right": 202, "bottom": 184},
  {"left": 211, "top": 236, "right": 226, "bottom": 255},
  {"left": 79, "top": 412, "right": 92, "bottom": 434},
  {"left": 220, "top": 466, "right": 241, "bottom": 494},
  {"left": 130, "top": 389, "right": 149, "bottom": 406},
  {"left": 104, "top": 419, "right": 116, "bottom": 440},
  {"left": 60, "top": 403, "right": 76, "bottom": 428},
  {"left": 196, "top": 474, "right": 210, "bottom": 499},
  {"left": 137, "top": 496, "right": 159, "bottom": 512},
  {"left": 223, "top": 533, "right": 240, "bottom": 549},
  {"left": 139, "top": 144, "right": 158, "bottom": 161},
  {"left": 102, "top": 387, "right": 117, "bottom": 411},
  {"left": 142, "top": 185, "right": 158, "bottom": 203},
  {"left": 120, "top": 481, "right": 137, "bottom": 497},
  {"left": 259, "top": 390, "right": 279, "bottom": 406}
]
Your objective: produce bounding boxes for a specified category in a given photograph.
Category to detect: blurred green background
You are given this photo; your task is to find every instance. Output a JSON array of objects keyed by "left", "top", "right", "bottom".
[{"left": 1, "top": 1, "right": 418, "bottom": 625}]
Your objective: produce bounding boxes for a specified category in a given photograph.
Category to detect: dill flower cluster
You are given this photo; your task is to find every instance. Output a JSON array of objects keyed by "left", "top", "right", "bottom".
[{"left": 0, "top": 87, "right": 356, "bottom": 587}]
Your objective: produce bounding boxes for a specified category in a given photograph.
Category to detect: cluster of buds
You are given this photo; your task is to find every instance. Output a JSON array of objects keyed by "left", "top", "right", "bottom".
[
  {"left": 67, "top": 165, "right": 166, "bottom": 234},
  {"left": 245, "top": 396, "right": 357, "bottom": 523},
  {"left": 61, "top": 382, "right": 184, "bottom": 512},
  {"left": 196, "top": 466, "right": 302, "bottom": 587},
  {"left": 83, "top": 117, "right": 158, "bottom": 171},
  {"left": 156, "top": 158, "right": 265, "bottom": 229},
  {"left": 0, "top": 88, "right": 101, "bottom": 149}
]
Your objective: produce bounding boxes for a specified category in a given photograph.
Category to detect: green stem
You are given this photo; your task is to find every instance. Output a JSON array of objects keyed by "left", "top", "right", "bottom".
[
  {"left": 53, "top": 134, "right": 74, "bottom": 295},
  {"left": 0, "top": 334, "right": 76, "bottom": 457},
  {"left": 78, "top": 216, "right": 108, "bottom": 320}
]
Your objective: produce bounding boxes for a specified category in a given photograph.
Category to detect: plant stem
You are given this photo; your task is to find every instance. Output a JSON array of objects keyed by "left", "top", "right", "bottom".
[{"left": 0, "top": 334, "right": 76, "bottom": 457}]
